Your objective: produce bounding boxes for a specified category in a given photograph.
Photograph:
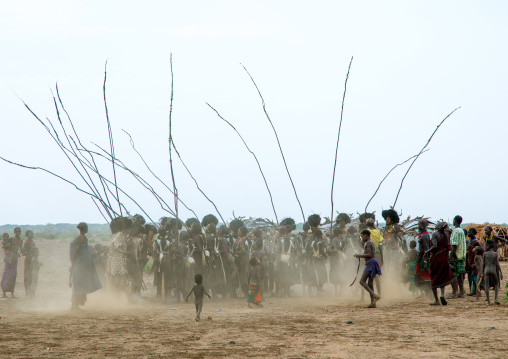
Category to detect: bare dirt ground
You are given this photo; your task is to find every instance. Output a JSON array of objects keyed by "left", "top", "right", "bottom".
[{"left": 1, "top": 240, "right": 508, "bottom": 358}]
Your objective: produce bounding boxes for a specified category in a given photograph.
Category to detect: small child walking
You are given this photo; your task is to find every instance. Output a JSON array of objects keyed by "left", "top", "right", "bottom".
[
  {"left": 186, "top": 274, "right": 211, "bottom": 321},
  {"left": 247, "top": 257, "right": 265, "bottom": 308},
  {"left": 473, "top": 246, "right": 484, "bottom": 302}
]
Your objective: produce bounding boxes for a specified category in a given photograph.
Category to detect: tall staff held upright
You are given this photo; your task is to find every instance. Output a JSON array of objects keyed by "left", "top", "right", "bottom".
[
  {"left": 168, "top": 54, "right": 179, "bottom": 231},
  {"left": 330, "top": 56, "right": 353, "bottom": 235}
]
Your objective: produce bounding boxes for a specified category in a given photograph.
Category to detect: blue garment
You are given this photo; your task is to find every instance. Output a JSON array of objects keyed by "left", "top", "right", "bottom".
[
  {"left": 70, "top": 238, "right": 102, "bottom": 295},
  {"left": 364, "top": 258, "right": 382, "bottom": 279}
]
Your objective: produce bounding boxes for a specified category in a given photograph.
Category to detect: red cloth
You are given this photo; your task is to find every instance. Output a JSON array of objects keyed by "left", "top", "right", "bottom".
[
  {"left": 415, "top": 262, "right": 431, "bottom": 281},
  {"left": 430, "top": 232, "right": 454, "bottom": 288}
]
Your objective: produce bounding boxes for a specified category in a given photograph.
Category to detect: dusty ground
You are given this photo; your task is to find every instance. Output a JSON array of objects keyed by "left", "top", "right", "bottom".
[{"left": 1, "top": 240, "right": 508, "bottom": 358}]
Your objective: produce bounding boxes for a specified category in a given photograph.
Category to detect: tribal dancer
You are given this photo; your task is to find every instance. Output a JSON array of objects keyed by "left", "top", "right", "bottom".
[
  {"left": 366, "top": 218, "right": 383, "bottom": 296},
  {"left": 381, "top": 209, "right": 406, "bottom": 253},
  {"left": 152, "top": 226, "right": 167, "bottom": 298},
  {"left": 191, "top": 222, "right": 206, "bottom": 277},
  {"left": 274, "top": 226, "right": 293, "bottom": 297},
  {"left": 312, "top": 229, "right": 328, "bottom": 294},
  {"left": 234, "top": 226, "right": 250, "bottom": 297},
  {"left": 328, "top": 227, "right": 342, "bottom": 296},
  {"left": 107, "top": 217, "right": 132, "bottom": 294}
]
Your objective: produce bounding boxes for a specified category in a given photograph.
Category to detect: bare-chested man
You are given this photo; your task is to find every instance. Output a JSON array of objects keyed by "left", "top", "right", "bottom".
[
  {"left": 484, "top": 226, "right": 508, "bottom": 252},
  {"left": 354, "top": 229, "right": 382, "bottom": 308}
]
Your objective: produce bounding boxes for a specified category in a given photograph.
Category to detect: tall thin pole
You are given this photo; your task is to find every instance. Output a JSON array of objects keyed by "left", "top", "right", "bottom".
[
  {"left": 393, "top": 107, "right": 461, "bottom": 208},
  {"left": 103, "top": 61, "right": 122, "bottom": 215},
  {"left": 364, "top": 149, "right": 430, "bottom": 213},
  {"left": 330, "top": 56, "right": 353, "bottom": 234},
  {"left": 168, "top": 54, "right": 179, "bottom": 223},
  {"left": 207, "top": 103, "right": 279, "bottom": 224},
  {"left": 241, "top": 64, "right": 304, "bottom": 223}
]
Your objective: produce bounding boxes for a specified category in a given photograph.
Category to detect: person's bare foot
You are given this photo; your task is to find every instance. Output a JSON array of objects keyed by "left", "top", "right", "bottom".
[
  {"left": 440, "top": 296, "right": 448, "bottom": 305},
  {"left": 495, "top": 301, "right": 500, "bottom": 305},
  {"left": 367, "top": 303, "right": 377, "bottom": 308},
  {"left": 372, "top": 295, "right": 381, "bottom": 306},
  {"left": 430, "top": 301, "right": 440, "bottom": 306},
  {"left": 195, "top": 318, "right": 199, "bottom": 322}
]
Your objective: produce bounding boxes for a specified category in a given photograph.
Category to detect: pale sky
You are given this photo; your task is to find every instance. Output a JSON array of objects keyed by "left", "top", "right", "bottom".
[{"left": 1, "top": 0, "right": 507, "bottom": 225}]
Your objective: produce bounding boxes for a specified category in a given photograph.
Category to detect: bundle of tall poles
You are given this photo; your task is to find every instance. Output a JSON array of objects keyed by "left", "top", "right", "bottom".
[{"left": 1, "top": 56, "right": 461, "bottom": 227}]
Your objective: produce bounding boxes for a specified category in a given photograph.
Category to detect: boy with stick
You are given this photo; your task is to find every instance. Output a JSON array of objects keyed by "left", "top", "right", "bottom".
[{"left": 354, "top": 229, "right": 382, "bottom": 308}]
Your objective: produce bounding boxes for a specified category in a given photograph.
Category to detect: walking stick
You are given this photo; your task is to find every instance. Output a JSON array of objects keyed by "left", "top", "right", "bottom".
[{"left": 349, "top": 258, "right": 361, "bottom": 287}]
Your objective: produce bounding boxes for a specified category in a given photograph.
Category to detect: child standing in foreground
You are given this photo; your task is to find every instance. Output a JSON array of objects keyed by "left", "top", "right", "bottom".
[
  {"left": 483, "top": 240, "right": 503, "bottom": 305},
  {"left": 354, "top": 229, "right": 382, "bottom": 308},
  {"left": 247, "top": 257, "right": 265, "bottom": 308},
  {"left": 186, "top": 274, "right": 211, "bottom": 321}
]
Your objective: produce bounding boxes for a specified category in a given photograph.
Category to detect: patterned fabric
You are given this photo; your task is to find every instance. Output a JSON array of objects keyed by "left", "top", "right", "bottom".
[
  {"left": 450, "top": 228, "right": 466, "bottom": 259},
  {"left": 408, "top": 261, "right": 417, "bottom": 292},
  {"left": 109, "top": 233, "right": 128, "bottom": 276},
  {"left": 450, "top": 257, "right": 466, "bottom": 276},
  {"left": 247, "top": 280, "right": 264, "bottom": 304}
]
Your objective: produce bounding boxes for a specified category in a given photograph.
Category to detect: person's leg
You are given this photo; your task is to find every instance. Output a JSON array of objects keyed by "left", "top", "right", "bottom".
[
  {"left": 430, "top": 287, "right": 439, "bottom": 305},
  {"left": 439, "top": 287, "right": 447, "bottom": 305},
  {"left": 375, "top": 276, "right": 381, "bottom": 297},
  {"left": 360, "top": 273, "right": 378, "bottom": 304},
  {"left": 469, "top": 273, "right": 477, "bottom": 296},
  {"left": 467, "top": 272, "right": 473, "bottom": 294},
  {"left": 494, "top": 275, "right": 500, "bottom": 304},
  {"left": 449, "top": 276, "right": 458, "bottom": 298},
  {"left": 197, "top": 302, "right": 203, "bottom": 321},
  {"left": 458, "top": 273, "right": 465, "bottom": 297},
  {"left": 485, "top": 276, "right": 491, "bottom": 305}
]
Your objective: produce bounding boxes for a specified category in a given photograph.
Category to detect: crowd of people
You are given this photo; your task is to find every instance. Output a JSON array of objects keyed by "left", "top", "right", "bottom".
[
  {"left": 1, "top": 227, "right": 41, "bottom": 299},
  {"left": 2, "top": 211, "right": 506, "bottom": 316}
]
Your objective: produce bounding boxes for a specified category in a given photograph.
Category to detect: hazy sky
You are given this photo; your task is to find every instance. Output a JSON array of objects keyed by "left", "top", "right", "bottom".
[{"left": 1, "top": 1, "right": 507, "bottom": 225}]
